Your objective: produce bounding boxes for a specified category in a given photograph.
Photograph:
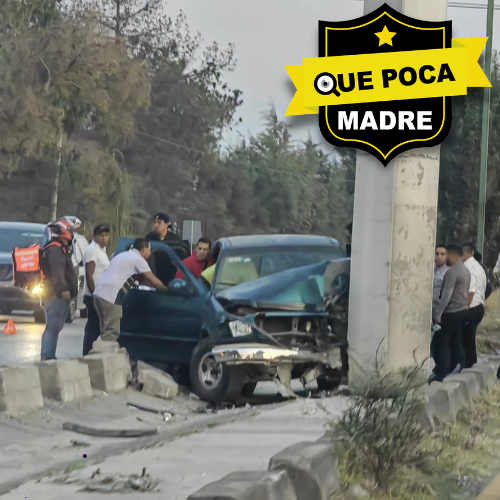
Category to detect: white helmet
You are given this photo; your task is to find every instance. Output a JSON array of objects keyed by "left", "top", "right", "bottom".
[{"left": 61, "top": 216, "right": 82, "bottom": 230}]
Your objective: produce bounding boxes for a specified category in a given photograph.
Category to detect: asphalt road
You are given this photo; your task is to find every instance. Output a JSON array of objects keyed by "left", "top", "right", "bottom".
[{"left": 0, "top": 313, "right": 83, "bottom": 366}]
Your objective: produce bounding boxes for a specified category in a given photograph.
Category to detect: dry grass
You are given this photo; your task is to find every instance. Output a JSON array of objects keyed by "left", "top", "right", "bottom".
[{"left": 332, "top": 381, "right": 500, "bottom": 499}]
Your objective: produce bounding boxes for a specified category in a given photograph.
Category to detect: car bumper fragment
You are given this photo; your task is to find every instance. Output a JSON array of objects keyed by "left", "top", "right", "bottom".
[{"left": 211, "top": 343, "right": 340, "bottom": 366}]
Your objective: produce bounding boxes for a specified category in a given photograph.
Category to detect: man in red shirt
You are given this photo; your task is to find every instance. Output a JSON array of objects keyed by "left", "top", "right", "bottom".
[{"left": 175, "top": 237, "right": 211, "bottom": 279}]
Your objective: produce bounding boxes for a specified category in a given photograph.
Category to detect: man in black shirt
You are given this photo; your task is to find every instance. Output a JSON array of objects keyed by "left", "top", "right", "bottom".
[{"left": 146, "top": 213, "right": 180, "bottom": 243}]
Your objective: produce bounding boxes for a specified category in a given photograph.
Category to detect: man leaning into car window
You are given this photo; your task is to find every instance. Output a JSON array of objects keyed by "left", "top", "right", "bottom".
[{"left": 92, "top": 239, "right": 168, "bottom": 350}]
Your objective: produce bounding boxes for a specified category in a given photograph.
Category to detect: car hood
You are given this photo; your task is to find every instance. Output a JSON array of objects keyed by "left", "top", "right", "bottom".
[
  {"left": 215, "top": 259, "right": 350, "bottom": 312},
  {"left": 0, "top": 252, "right": 11, "bottom": 265}
]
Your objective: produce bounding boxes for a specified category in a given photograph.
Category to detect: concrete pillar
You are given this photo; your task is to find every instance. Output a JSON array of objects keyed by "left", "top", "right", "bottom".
[{"left": 347, "top": 0, "right": 447, "bottom": 386}]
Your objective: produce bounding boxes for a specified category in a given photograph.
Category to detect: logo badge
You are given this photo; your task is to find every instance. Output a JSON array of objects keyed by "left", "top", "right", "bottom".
[{"left": 318, "top": 4, "right": 451, "bottom": 166}]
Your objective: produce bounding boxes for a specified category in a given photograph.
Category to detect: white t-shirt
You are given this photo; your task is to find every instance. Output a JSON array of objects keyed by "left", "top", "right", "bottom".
[
  {"left": 94, "top": 248, "right": 151, "bottom": 305},
  {"left": 464, "top": 257, "right": 487, "bottom": 308},
  {"left": 83, "top": 241, "right": 110, "bottom": 296}
]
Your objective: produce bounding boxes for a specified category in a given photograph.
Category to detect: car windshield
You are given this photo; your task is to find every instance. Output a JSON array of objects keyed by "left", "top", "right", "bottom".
[
  {"left": 0, "top": 228, "right": 46, "bottom": 253},
  {"left": 213, "top": 247, "right": 343, "bottom": 293}
]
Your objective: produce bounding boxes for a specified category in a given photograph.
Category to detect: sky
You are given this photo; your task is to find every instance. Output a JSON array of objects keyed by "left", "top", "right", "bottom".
[{"left": 162, "top": 0, "right": 500, "bottom": 151}]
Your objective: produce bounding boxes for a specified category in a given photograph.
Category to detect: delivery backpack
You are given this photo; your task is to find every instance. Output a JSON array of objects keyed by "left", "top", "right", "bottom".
[{"left": 12, "top": 242, "right": 68, "bottom": 288}]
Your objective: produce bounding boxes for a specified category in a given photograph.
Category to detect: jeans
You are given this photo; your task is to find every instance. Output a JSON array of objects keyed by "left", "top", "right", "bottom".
[
  {"left": 462, "top": 304, "right": 485, "bottom": 369},
  {"left": 41, "top": 298, "right": 69, "bottom": 360},
  {"left": 432, "top": 309, "right": 468, "bottom": 381},
  {"left": 83, "top": 295, "right": 101, "bottom": 355}
]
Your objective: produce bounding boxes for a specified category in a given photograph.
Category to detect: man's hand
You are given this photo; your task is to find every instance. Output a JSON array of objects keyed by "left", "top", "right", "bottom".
[{"left": 60, "top": 291, "right": 71, "bottom": 301}]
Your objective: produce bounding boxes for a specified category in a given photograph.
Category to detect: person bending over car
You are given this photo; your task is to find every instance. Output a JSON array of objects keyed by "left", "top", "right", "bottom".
[{"left": 93, "top": 238, "right": 167, "bottom": 346}]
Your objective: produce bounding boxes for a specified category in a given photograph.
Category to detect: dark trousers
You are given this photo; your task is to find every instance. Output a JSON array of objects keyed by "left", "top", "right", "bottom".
[
  {"left": 83, "top": 295, "right": 100, "bottom": 355},
  {"left": 462, "top": 304, "right": 484, "bottom": 369},
  {"left": 432, "top": 309, "right": 468, "bottom": 381}
]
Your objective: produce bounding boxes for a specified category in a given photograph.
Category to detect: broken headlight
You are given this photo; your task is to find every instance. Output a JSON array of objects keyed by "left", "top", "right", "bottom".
[{"left": 228, "top": 320, "right": 252, "bottom": 337}]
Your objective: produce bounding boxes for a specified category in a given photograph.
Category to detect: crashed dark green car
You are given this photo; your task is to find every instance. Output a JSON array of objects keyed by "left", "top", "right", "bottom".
[{"left": 116, "top": 234, "right": 350, "bottom": 403}]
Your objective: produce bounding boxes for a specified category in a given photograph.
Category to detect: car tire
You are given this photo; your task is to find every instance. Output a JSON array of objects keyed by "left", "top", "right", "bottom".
[
  {"left": 317, "top": 368, "right": 343, "bottom": 391},
  {"left": 34, "top": 309, "right": 46, "bottom": 324},
  {"left": 66, "top": 300, "right": 76, "bottom": 324},
  {"left": 189, "top": 338, "right": 245, "bottom": 403},
  {"left": 80, "top": 307, "right": 88, "bottom": 319}
]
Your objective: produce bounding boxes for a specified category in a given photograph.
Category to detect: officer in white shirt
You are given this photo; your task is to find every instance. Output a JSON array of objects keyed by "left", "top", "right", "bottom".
[
  {"left": 93, "top": 238, "right": 167, "bottom": 344},
  {"left": 462, "top": 242, "right": 487, "bottom": 368},
  {"left": 83, "top": 224, "right": 111, "bottom": 355}
]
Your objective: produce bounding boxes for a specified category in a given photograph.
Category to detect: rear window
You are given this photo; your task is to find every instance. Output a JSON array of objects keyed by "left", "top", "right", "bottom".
[{"left": 0, "top": 229, "right": 47, "bottom": 253}]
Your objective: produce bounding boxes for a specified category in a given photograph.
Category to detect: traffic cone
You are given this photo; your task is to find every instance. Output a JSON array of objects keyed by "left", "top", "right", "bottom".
[{"left": 3, "top": 319, "right": 17, "bottom": 335}]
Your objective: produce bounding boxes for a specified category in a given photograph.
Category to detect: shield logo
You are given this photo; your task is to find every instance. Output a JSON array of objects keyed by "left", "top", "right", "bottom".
[{"left": 318, "top": 4, "right": 452, "bottom": 166}]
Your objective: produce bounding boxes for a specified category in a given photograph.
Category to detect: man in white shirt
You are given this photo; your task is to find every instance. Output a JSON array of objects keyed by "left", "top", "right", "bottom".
[
  {"left": 93, "top": 238, "right": 167, "bottom": 344},
  {"left": 462, "top": 242, "right": 487, "bottom": 368},
  {"left": 83, "top": 224, "right": 111, "bottom": 355}
]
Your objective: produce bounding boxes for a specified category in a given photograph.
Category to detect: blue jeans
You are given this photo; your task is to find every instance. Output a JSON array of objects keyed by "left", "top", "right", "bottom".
[{"left": 41, "top": 298, "right": 69, "bottom": 360}]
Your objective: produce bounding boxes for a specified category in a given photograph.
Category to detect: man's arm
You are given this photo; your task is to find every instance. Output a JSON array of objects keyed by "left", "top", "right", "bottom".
[
  {"left": 47, "top": 247, "right": 71, "bottom": 300},
  {"left": 494, "top": 252, "right": 500, "bottom": 276},
  {"left": 85, "top": 261, "right": 97, "bottom": 294},
  {"left": 142, "top": 271, "right": 168, "bottom": 292},
  {"left": 434, "top": 269, "right": 457, "bottom": 323},
  {"left": 468, "top": 270, "right": 476, "bottom": 307}
]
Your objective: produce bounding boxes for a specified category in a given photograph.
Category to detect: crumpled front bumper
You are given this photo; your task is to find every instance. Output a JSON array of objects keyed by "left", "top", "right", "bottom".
[{"left": 211, "top": 343, "right": 341, "bottom": 366}]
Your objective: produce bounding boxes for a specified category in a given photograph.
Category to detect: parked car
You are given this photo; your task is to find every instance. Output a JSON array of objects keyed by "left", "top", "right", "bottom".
[
  {"left": 0, "top": 221, "right": 86, "bottom": 323},
  {"left": 115, "top": 234, "right": 349, "bottom": 402}
]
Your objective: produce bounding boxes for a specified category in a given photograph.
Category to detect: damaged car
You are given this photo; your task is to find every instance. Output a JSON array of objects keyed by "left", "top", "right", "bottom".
[{"left": 116, "top": 234, "right": 349, "bottom": 402}]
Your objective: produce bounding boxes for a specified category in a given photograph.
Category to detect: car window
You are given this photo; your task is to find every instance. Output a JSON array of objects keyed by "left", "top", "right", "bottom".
[{"left": 0, "top": 229, "right": 47, "bottom": 253}]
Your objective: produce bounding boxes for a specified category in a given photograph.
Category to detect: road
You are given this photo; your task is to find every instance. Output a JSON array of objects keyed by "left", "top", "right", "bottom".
[{"left": 0, "top": 313, "right": 83, "bottom": 365}]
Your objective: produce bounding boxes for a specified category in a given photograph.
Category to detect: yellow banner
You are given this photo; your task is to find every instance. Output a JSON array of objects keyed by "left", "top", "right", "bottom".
[{"left": 285, "top": 37, "right": 491, "bottom": 116}]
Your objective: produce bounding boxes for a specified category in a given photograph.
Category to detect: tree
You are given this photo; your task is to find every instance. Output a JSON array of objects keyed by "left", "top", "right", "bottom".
[{"left": 0, "top": 0, "right": 151, "bottom": 220}]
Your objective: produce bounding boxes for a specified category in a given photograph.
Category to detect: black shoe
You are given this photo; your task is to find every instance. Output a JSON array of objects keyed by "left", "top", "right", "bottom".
[{"left": 428, "top": 374, "right": 442, "bottom": 385}]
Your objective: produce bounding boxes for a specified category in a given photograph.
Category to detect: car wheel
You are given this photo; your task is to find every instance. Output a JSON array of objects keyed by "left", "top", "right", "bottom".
[
  {"left": 34, "top": 309, "right": 46, "bottom": 324},
  {"left": 66, "top": 300, "right": 76, "bottom": 324},
  {"left": 189, "top": 338, "right": 245, "bottom": 403},
  {"left": 80, "top": 307, "right": 88, "bottom": 319},
  {"left": 241, "top": 381, "right": 258, "bottom": 397},
  {"left": 317, "top": 368, "right": 343, "bottom": 391}
]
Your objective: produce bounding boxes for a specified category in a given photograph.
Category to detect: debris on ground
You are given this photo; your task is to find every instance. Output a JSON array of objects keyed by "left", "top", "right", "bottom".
[
  {"left": 62, "top": 422, "right": 158, "bottom": 438},
  {"left": 51, "top": 467, "right": 161, "bottom": 493},
  {"left": 70, "top": 440, "right": 90, "bottom": 448},
  {"left": 136, "top": 361, "right": 179, "bottom": 400}
]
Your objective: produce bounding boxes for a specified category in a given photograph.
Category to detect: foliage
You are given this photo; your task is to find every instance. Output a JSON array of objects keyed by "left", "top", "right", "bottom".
[{"left": 330, "top": 366, "right": 428, "bottom": 492}]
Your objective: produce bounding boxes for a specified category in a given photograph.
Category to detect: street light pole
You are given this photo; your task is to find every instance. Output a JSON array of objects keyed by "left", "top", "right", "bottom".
[{"left": 477, "top": 0, "right": 495, "bottom": 256}]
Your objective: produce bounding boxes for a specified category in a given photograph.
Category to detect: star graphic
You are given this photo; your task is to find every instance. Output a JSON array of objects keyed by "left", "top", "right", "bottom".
[{"left": 375, "top": 25, "right": 397, "bottom": 47}]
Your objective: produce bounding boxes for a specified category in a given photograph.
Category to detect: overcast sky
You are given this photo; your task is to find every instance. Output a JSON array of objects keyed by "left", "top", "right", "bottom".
[{"left": 163, "top": 0, "right": 500, "bottom": 151}]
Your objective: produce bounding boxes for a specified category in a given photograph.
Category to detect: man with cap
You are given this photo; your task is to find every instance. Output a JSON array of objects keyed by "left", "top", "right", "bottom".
[
  {"left": 82, "top": 224, "right": 111, "bottom": 355},
  {"left": 146, "top": 212, "right": 180, "bottom": 243},
  {"left": 40, "top": 219, "right": 79, "bottom": 360}
]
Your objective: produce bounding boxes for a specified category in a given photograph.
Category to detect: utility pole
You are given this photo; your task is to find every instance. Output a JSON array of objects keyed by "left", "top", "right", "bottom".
[{"left": 477, "top": 0, "right": 495, "bottom": 256}]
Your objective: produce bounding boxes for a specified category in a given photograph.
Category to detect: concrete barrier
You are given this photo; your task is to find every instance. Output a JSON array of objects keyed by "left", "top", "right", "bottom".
[
  {"left": 444, "top": 372, "right": 481, "bottom": 403},
  {"left": 0, "top": 366, "right": 44, "bottom": 417},
  {"left": 463, "top": 364, "right": 496, "bottom": 391},
  {"left": 188, "top": 470, "right": 297, "bottom": 500},
  {"left": 78, "top": 353, "right": 132, "bottom": 392},
  {"left": 268, "top": 441, "right": 340, "bottom": 500},
  {"left": 137, "top": 361, "right": 178, "bottom": 399},
  {"left": 425, "top": 381, "right": 463, "bottom": 426},
  {"left": 37, "top": 360, "right": 93, "bottom": 402}
]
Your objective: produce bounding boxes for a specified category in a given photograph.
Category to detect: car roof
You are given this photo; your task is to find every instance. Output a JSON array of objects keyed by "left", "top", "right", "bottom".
[
  {"left": 0, "top": 222, "right": 48, "bottom": 232},
  {"left": 215, "top": 234, "right": 340, "bottom": 250}
]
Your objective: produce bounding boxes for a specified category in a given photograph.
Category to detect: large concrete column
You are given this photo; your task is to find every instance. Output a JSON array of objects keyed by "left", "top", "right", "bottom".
[{"left": 347, "top": 0, "right": 447, "bottom": 385}]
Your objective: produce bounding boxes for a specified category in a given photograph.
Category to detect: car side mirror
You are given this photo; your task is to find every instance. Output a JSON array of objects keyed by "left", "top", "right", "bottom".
[{"left": 168, "top": 279, "right": 193, "bottom": 297}]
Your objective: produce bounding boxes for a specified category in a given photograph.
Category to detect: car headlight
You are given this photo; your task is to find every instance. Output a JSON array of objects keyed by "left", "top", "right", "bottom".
[
  {"left": 228, "top": 320, "right": 253, "bottom": 337},
  {"left": 32, "top": 284, "right": 43, "bottom": 295}
]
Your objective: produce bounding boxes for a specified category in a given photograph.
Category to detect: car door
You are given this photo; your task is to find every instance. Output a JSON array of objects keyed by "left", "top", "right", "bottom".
[{"left": 119, "top": 242, "right": 210, "bottom": 364}]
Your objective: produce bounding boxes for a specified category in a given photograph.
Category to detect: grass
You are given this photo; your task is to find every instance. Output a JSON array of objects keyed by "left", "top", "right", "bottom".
[{"left": 333, "top": 383, "right": 500, "bottom": 499}]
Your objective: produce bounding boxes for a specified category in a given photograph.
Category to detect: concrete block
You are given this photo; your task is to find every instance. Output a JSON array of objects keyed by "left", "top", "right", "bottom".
[
  {"left": 444, "top": 372, "right": 481, "bottom": 403},
  {"left": 188, "top": 470, "right": 296, "bottom": 500},
  {"left": 464, "top": 364, "right": 497, "bottom": 390},
  {"left": 79, "top": 353, "right": 132, "bottom": 392},
  {"left": 425, "top": 381, "right": 464, "bottom": 425},
  {"left": 37, "top": 360, "right": 93, "bottom": 402},
  {"left": 137, "top": 361, "right": 178, "bottom": 399},
  {"left": 268, "top": 441, "right": 340, "bottom": 500},
  {"left": 0, "top": 366, "right": 44, "bottom": 417}
]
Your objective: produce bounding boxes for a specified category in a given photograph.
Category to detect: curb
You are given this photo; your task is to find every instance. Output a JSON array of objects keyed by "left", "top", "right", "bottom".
[{"left": 187, "top": 437, "right": 339, "bottom": 500}]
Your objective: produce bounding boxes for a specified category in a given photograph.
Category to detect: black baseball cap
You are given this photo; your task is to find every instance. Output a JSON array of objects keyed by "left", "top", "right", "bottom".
[
  {"left": 93, "top": 224, "right": 110, "bottom": 235},
  {"left": 154, "top": 212, "right": 170, "bottom": 223}
]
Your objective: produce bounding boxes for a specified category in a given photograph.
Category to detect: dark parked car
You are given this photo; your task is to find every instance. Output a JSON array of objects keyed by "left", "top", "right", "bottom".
[
  {"left": 116, "top": 234, "right": 350, "bottom": 403},
  {"left": 0, "top": 222, "right": 85, "bottom": 323}
]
